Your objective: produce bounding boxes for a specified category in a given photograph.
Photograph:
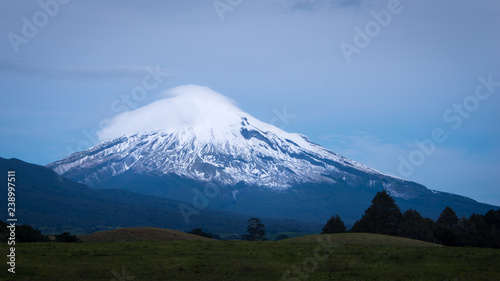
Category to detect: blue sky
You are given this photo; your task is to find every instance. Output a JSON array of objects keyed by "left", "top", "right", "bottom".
[{"left": 1, "top": 0, "right": 499, "bottom": 206}]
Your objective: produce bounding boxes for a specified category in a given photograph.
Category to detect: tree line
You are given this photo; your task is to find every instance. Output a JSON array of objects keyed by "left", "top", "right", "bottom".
[
  {"left": 3, "top": 190, "right": 498, "bottom": 247},
  {"left": 0, "top": 221, "right": 80, "bottom": 243},
  {"left": 321, "top": 190, "right": 500, "bottom": 248}
]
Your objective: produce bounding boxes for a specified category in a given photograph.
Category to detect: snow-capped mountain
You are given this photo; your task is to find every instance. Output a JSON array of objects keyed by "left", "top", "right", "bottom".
[
  {"left": 48, "top": 85, "right": 406, "bottom": 196},
  {"left": 47, "top": 85, "right": 497, "bottom": 224},
  {"left": 49, "top": 117, "right": 385, "bottom": 189}
]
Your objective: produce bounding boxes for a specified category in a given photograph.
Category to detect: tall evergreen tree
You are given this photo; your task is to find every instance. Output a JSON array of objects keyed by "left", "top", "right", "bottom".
[
  {"left": 437, "top": 206, "right": 459, "bottom": 227},
  {"left": 483, "top": 209, "right": 500, "bottom": 248},
  {"left": 242, "top": 218, "right": 266, "bottom": 241},
  {"left": 436, "top": 206, "right": 459, "bottom": 246},
  {"left": 351, "top": 190, "right": 402, "bottom": 235},
  {"left": 0, "top": 220, "right": 8, "bottom": 242},
  {"left": 468, "top": 213, "right": 497, "bottom": 248},
  {"left": 322, "top": 215, "right": 346, "bottom": 234},
  {"left": 484, "top": 209, "right": 500, "bottom": 228},
  {"left": 16, "top": 225, "right": 50, "bottom": 243},
  {"left": 397, "top": 209, "right": 437, "bottom": 243}
]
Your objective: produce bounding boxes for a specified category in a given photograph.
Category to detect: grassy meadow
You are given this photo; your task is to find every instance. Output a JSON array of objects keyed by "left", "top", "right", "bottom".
[{"left": 1, "top": 231, "right": 499, "bottom": 280}]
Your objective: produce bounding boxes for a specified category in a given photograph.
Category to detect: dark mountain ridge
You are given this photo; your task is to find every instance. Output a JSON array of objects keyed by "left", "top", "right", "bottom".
[{"left": 0, "top": 157, "right": 321, "bottom": 234}]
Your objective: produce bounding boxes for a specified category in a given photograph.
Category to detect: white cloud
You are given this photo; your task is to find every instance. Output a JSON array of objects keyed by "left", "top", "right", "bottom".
[{"left": 97, "top": 85, "right": 243, "bottom": 141}]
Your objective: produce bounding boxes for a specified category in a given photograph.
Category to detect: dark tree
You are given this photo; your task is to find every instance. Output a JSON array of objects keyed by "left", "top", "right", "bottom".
[
  {"left": 437, "top": 206, "right": 459, "bottom": 227},
  {"left": 468, "top": 213, "right": 496, "bottom": 248},
  {"left": 441, "top": 211, "right": 500, "bottom": 248},
  {"left": 397, "top": 209, "right": 437, "bottom": 243},
  {"left": 322, "top": 215, "right": 346, "bottom": 234},
  {"left": 188, "top": 228, "right": 213, "bottom": 238},
  {"left": 242, "top": 218, "right": 266, "bottom": 241},
  {"left": 480, "top": 209, "right": 500, "bottom": 248},
  {"left": 453, "top": 216, "right": 484, "bottom": 247},
  {"left": 16, "top": 225, "right": 50, "bottom": 242},
  {"left": 274, "top": 234, "right": 289, "bottom": 241},
  {"left": 484, "top": 209, "right": 500, "bottom": 229},
  {"left": 436, "top": 207, "right": 459, "bottom": 246},
  {"left": 351, "top": 190, "right": 402, "bottom": 235},
  {"left": 0, "top": 220, "right": 8, "bottom": 242},
  {"left": 54, "top": 232, "right": 81, "bottom": 243}
]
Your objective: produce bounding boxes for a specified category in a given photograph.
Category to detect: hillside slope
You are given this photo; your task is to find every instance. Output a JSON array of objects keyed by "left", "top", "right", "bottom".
[
  {"left": 0, "top": 157, "right": 321, "bottom": 234},
  {"left": 284, "top": 233, "right": 442, "bottom": 247},
  {"left": 79, "top": 227, "right": 215, "bottom": 242}
]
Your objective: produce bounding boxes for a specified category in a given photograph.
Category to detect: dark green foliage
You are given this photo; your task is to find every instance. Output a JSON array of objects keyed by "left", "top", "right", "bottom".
[
  {"left": 435, "top": 207, "right": 460, "bottom": 246},
  {"left": 397, "top": 209, "right": 437, "bottom": 243},
  {"left": 54, "top": 232, "right": 81, "bottom": 243},
  {"left": 454, "top": 212, "right": 499, "bottom": 248},
  {"left": 17, "top": 225, "right": 50, "bottom": 243},
  {"left": 437, "top": 206, "right": 459, "bottom": 227},
  {"left": 187, "top": 228, "right": 212, "bottom": 238},
  {"left": 0, "top": 220, "right": 8, "bottom": 242},
  {"left": 468, "top": 214, "right": 495, "bottom": 247},
  {"left": 484, "top": 209, "right": 500, "bottom": 227},
  {"left": 321, "top": 215, "right": 346, "bottom": 234},
  {"left": 274, "top": 234, "right": 289, "bottom": 241},
  {"left": 453, "top": 216, "right": 482, "bottom": 247},
  {"left": 351, "top": 190, "right": 402, "bottom": 235},
  {"left": 187, "top": 228, "right": 221, "bottom": 239},
  {"left": 346, "top": 192, "right": 500, "bottom": 248},
  {"left": 242, "top": 218, "right": 266, "bottom": 241},
  {"left": 483, "top": 209, "right": 500, "bottom": 248}
]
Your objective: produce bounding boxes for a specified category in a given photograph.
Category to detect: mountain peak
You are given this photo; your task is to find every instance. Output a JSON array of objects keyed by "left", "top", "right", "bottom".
[
  {"left": 99, "top": 85, "right": 316, "bottom": 153},
  {"left": 49, "top": 85, "right": 383, "bottom": 189}
]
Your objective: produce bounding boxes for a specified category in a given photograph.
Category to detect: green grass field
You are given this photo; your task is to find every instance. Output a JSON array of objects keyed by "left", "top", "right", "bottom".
[{"left": 1, "top": 232, "right": 499, "bottom": 280}]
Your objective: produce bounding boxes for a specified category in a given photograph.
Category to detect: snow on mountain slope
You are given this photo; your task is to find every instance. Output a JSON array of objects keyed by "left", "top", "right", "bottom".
[{"left": 48, "top": 85, "right": 404, "bottom": 193}]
